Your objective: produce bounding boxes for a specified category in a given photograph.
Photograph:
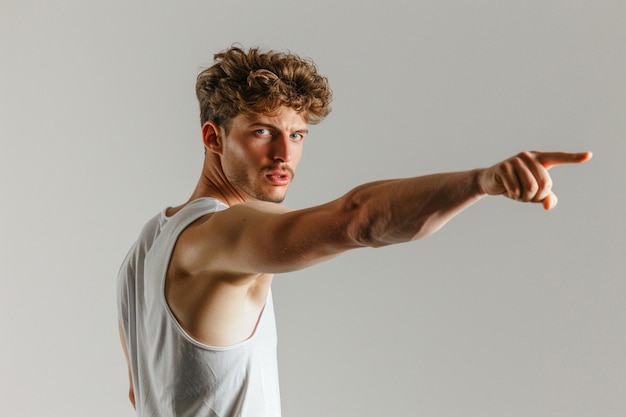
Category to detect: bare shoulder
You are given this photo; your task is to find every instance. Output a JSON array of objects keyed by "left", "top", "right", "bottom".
[
  {"left": 191, "top": 201, "right": 296, "bottom": 252},
  {"left": 222, "top": 200, "right": 295, "bottom": 220},
  {"left": 173, "top": 201, "right": 294, "bottom": 276}
]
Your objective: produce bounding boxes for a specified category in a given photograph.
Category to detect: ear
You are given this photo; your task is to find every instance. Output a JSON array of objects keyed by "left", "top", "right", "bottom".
[{"left": 201, "top": 121, "right": 223, "bottom": 155}]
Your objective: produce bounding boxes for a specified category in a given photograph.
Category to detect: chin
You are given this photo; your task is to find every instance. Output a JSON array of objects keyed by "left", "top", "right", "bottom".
[
  {"left": 256, "top": 189, "right": 287, "bottom": 204},
  {"left": 260, "top": 195, "right": 286, "bottom": 204}
]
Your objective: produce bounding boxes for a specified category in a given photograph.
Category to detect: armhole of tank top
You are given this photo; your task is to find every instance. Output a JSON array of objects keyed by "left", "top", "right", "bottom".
[{"left": 159, "top": 198, "right": 265, "bottom": 352}]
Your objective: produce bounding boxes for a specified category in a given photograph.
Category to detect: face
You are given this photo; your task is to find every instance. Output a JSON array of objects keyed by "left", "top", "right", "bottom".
[{"left": 217, "top": 106, "right": 308, "bottom": 203}]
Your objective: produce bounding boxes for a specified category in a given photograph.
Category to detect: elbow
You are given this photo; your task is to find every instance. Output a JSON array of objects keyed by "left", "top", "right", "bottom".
[
  {"left": 347, "top": 211, "right": 389, "bottom": 248},
  {"left": 348, "top": 220, "right": 375, "bottom": 247},
  {"left": 343, "top": 196, "right": 411, "bottom": 248},
  {"left": 341, "top": 191, "right": 379, "bottom": 248},
  {"left": 350, "top": 218, "right": 425, "bottom": 248},
  {"left": 342, "top": 189, "right": 429, "bottom": 248},
  {"left": 351, "top": 226, "right": 390, "bottom": 248}
]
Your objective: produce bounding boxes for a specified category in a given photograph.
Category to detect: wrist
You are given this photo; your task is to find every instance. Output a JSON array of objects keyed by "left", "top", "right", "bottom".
[{"left": 472, "top": 168, "right": 488, "bottom": 196}]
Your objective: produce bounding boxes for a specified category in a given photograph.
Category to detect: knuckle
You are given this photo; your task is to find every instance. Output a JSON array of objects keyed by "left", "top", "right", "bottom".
[{"left": 537, "top": 173, "right": 552, "bottom": 189}]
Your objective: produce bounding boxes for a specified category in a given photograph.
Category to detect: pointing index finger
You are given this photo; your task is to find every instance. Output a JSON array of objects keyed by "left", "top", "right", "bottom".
[{"left": 535, "top": 151, "right": 593, "bottom": 169}]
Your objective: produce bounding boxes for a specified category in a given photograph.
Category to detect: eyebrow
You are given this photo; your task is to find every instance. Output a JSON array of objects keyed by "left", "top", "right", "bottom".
[{"left": 249, "top": 122, "right": 309, "bottom": 135}]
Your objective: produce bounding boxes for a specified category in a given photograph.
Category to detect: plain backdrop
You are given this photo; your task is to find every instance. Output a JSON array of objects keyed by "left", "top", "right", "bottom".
[{"left": 1, "top": 1, "right": 624, "bottom": 416}]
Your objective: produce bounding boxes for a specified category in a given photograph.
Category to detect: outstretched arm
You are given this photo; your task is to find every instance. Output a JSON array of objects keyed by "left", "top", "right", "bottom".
[
  {"left": 313, "top": 150, "right": 592, "bottom": 246},
  {"left": 181, "top": 150, "right": 592, "bottom": 275}
]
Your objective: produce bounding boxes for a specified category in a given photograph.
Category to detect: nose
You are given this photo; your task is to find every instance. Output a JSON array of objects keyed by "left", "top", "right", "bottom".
[{"left": 272, "top": 134, "right": 292, "bottom": 162}]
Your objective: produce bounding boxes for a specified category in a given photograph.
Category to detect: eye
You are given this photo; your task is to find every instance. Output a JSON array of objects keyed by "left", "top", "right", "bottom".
[
  {"left": 255, "top": 128, "right": 271, "bottom": 136},
  {"left": 290, "top": 132, "right": 305, "bottom": 141}
]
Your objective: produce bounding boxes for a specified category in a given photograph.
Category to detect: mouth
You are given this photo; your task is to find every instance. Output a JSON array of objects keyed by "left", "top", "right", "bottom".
[
  {"left": 265, "top": 170, "right": 291, "bottom": 186},
  {"left": 264, "top": 166, "right": 293, "bottom": 186}
]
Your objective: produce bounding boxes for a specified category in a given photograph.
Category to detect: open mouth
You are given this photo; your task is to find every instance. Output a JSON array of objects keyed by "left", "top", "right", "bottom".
[{"left": 265, "top": 171, "right": 291, "bottom": 186}]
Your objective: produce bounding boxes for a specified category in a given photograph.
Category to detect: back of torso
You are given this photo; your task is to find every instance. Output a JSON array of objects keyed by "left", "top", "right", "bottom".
[{"left": 117, "top": 197, "right": 281, "bottom": 417}]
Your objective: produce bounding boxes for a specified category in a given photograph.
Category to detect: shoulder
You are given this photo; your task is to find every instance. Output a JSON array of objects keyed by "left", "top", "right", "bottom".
[
  {"left": 219, "top": 200, "right": 293, "bottom": 217},
  {"left": 193, "top": 201, "right": 295, "bottom": 239},
  {"left": 172, "top": 201, "right": 293, "bottom": 275}
]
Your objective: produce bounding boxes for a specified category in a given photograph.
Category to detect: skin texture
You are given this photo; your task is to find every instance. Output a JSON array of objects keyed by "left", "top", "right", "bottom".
[{"left": 119, "top": 105, "right": 592, "bottom": 407}]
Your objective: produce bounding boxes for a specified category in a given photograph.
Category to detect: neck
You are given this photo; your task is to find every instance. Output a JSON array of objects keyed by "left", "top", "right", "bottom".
[{"left": 167, "top": 154, "right": 245, "bottom": 217}]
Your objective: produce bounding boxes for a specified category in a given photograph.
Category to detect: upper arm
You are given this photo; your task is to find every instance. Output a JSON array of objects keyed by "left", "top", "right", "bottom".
[
  {"left": 118, "top": 319, "right": 136, "bottom": 409},
  {"left": 177, "top": 199, "right": 364, "bottom": 276}
]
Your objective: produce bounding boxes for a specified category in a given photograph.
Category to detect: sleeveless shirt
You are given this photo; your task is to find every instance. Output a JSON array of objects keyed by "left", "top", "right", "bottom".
[{"left": 117, "top": 198, "right": 281, "bottom": 416}]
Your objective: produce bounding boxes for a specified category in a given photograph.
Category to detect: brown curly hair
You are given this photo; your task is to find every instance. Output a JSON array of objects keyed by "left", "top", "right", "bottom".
[{"left": 196, "top": 46, "right": 332, "bottom": 132}]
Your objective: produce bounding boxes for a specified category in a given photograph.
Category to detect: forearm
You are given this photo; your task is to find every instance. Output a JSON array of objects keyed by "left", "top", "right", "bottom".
[{"left": 342, "top": 169, "right": 486, "bottom": 247}]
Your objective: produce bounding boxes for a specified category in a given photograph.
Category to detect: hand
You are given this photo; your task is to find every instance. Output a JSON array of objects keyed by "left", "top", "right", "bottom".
[{"left": 478, "top": 151, "right": 592, "bottom": 210}]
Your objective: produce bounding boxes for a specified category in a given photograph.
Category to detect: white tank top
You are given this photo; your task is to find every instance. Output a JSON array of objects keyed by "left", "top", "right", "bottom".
[{"left": 117, "top": 198, "right": 281, "bottom": 416}]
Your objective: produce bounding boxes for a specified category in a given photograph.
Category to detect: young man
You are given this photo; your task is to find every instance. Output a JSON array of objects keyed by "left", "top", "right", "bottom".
[{"left": 117, "top": 46, "right": 591, "bottom": 416}]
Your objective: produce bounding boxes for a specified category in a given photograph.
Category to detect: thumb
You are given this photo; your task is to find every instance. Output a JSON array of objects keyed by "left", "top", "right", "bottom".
[{"left": 543, "top": 192, "right": 558, "bottom": 210}]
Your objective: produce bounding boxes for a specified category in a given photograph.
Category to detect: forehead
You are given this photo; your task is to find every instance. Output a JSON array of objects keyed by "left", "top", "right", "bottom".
[{"left": 234, "top": 107, "right": 308, "bottom": 130}]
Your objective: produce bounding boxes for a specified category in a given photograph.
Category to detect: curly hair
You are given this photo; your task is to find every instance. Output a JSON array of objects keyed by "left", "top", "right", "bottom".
[{"left": 196, "top": 46, "right": 332, "bottom": 132}]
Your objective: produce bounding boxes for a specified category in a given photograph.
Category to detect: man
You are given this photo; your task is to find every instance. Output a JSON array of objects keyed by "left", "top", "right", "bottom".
[{"left": 117, "top": 45, "right": 591, "bottom": 416}]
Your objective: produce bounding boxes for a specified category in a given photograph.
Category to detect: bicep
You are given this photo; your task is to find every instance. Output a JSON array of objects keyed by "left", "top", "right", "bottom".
[{"left": 188, "top": 200, "right": 362, "bottom": 275}]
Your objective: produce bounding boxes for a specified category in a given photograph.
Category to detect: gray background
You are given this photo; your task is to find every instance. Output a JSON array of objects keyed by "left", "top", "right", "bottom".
[{"left": 1, "top": 1, "right": 624, "bottom": 416}]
